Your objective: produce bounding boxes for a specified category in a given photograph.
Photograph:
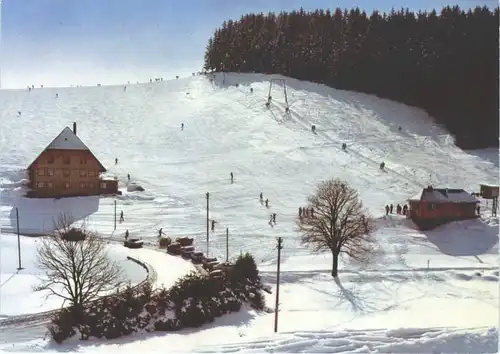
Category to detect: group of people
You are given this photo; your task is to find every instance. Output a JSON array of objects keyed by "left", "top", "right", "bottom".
[
  {"left": 385, "top": 203, "right": 408, "bottom": 216},
  {"left": 259, "top": 192, "right": 270, "bottom": 208},
  {"left": 299, "top": 206, "right": 314, "bottom": 218}
]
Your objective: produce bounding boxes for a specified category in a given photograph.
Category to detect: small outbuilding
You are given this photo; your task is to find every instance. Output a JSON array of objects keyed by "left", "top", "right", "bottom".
[
  {"left": 479, "top": 184, "right": 499, "bottom": 199},
  {"left": 407, "top": 186, "right": 480, "bottom": 230}
]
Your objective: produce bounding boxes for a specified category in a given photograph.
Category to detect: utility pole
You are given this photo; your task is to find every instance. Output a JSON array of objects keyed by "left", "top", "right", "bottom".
[
  {"left": 274, "top": 237, "right": 283, "bottom": 333},
  {"left": 206, "top": 192, "right": 210, "bottom": 257},
  {"left": 226, "top": 227, "right": 229, "bottom": 263},
  {"left": 16, "top": 207, "right": 23, "bottom": 270},
  {"left": 114, "top": 200, "right": 117, "bottom": 230}
]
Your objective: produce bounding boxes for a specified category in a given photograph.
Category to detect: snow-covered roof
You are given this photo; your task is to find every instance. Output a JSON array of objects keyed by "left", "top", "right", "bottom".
[
  {"left": 408, "top": 188, "right": 479, "bottom": 204},
  {"left": 47, "top": 127, "right": 89, "bottom": 150},
  {"left": 27, "top": 126, "right": 106, "bottom": 172}
]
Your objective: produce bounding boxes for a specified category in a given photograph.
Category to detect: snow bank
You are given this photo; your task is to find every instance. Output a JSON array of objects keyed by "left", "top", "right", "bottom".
[{"left": 0, "top": 236, "right": 147, "bottom": 317}]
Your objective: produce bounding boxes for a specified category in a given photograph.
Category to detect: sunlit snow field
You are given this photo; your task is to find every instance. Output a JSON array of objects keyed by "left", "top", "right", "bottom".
[{"left": 0, "top": 73, "right": 497, "bottom": 352}]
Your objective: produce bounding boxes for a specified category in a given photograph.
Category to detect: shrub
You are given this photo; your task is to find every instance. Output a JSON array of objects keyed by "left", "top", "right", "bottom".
[
  {"left": 61, "top": 227, "right": 86, "bottom": 241},
  {"left": 48, "top": 308, "right": 77, "bottom": 343},
  {"left": 229, "top": 253, "right": 260, "bottom": 286},
  {"left": 159, "top": 237, "right": 172, "bottom": 248},
  {"left": 48, "top": 253, "right": 267, "bottom": 344}
]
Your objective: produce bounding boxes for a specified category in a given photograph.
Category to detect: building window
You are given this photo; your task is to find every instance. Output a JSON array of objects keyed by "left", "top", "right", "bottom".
[
  {"left": 37, "top": 168, "right": 45, "bottom": 176},
  {"left": 80, "top": 182, "right": 86, "bottom": 189},
  {"left": 47, "top": 168, "right": 54, "bottom": 176},
  {"left": 100, "top": 182, "right": 107, "bottom": 189},
  {"left": 79, "top": 169, "right": 87, "bottom": 177},
  {"left": 63, "top": 156, "right": 70, "bottom": 164},
  {"left": 47, "top": 182, "right": 53, "bottom": 188},
  {"left": 36, "top": 182, "right": 45, "bottom": 188},
  {"left": 80, "top": 158, "right": 87, "bottom": 164},
  {"left": 427, "top": 203, "right": 436, "bottom": 211},
  {"left": 88, "top": 171, "right": 95, "bottom": 177},
  {"left": 64, "top": 182, "right": 70, "bottom": 189},
  {"left": 89, "top": 182, "right": 95, "bottom": 189},
  {"left": 63, "top": 169, "right": 70, "bottom": 177},
  {"left": 47, "top": 156, "right": 54, "bottom": 164}
]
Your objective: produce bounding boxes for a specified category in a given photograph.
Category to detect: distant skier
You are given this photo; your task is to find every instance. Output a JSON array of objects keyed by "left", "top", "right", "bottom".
[
  {"left": 269, "top": 214, "right": 274, "bottom": 224},
  {"left": 127, "top": 173, "right": 130, "bottom": 182},
  {"left": 17, "top": 111, "right": 21, "bottom": 117},
  {"left": 230, "top": 172, "right": 234, "bottom": 184},
  {"left": 181, "top": 123, "right": 184, "bottom": 130},
  {"left": 115, "top": 157, "right": 119, "bottom": 165},
  {"left": 396, "top": 204, "right": 402, "bottom": 214},
  {"left": 158, "top": 228, "right": 163, "bottom": 237},
  {"left": 265, "top": 199, "right": 269, "bottom": 208},
  {"left": 125, "top": 229, "right": 129, "bottom": 240},
  {"left": 55, "top": 93, "right": 59, "bottom": 98},
  {"left": 211, "top": 220, "right": 217, "bottom": 231},
  {"left": 385, "top": 205, "right": 389, "bottom": 215},
  {"left": 124, "top": 86, "right": 127, "bottom": 92},
  {"left": 259, "top": 192, "right": 263, "bottom": 202},
  {"left": 272, "top": 213, "right": 276, "bottom": 223},
  {"left": 120, "top": 210, "right": 124, "bottom": 222},
  {"left": 380, "top": 162, "right": 385, "bottom": 170},
  {"left": 342, "top": 143, "right": 347, "bottom": 150},
  {"left": 298, "top": 207, "right": 303, "bottom": 218},
  {"left": 389, "top": 204, "right": 393, "bottom": 214},
  {"left": 250, "top": 87, "right": 253, "bottom": 93}
]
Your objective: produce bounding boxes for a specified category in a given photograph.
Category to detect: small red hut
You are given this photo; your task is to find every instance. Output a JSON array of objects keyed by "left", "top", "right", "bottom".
[{"left": 408, "top": 186, "right": 480, "bottom": 230}]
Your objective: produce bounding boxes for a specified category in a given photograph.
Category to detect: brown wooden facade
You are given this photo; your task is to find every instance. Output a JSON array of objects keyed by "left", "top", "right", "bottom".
[
  {"left": 26, "top": 125, "right": 119, "bottom": 198},
  {"left": 479, "top": 184, "right": 499, "bottom": 199}
]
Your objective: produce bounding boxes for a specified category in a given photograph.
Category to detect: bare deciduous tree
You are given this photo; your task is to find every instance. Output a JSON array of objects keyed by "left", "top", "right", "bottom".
[
  {"left": 34, "top": 214, "right": 123, "bottom": 312},
  {"left": 297, "top": 179, "right": 375, "bottom": 278}
]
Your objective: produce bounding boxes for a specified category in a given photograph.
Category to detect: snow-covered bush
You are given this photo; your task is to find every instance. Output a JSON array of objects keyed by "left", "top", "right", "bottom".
[
  {"left": 48, "top": 254, "right": 267, "bottom": 344},
  {"left": 159, "top": 237, "right": 172, "bottom": 248},
  {"left": 127, "top": 183, "right": 145, "bottom": 192}
]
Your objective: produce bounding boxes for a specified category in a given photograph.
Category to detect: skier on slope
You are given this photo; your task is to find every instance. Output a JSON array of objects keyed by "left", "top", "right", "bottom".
[
  {"left": 181, "top": 123, "right": 184, "bottom": 130},
  {"left": 265, "top": 199, "right": 269, "bottom": 208},
  {"left": 230, "top": 172, "right": 234, "bottom": 184},
  {"left": 211, "top": 219, "right": 217, "bottom": 231}
]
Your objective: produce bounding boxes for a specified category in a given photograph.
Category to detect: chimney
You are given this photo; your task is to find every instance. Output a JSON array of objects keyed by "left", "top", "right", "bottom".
[{"left": 73, "top": 122, "right": 77, "bottom": 135}]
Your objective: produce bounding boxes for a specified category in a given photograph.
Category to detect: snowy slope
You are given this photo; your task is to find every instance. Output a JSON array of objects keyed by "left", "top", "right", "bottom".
[
  {"left": 0, "top": 236, "right": 148, "bottom": 318},
  {"left": 0, "top": 73, "right": 498, "bottom": 352}
]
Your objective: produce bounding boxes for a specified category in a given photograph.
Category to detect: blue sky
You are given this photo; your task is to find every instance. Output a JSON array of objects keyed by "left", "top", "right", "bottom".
[{"left": 0, "top": 0, "right": 496, "bottom": 88}]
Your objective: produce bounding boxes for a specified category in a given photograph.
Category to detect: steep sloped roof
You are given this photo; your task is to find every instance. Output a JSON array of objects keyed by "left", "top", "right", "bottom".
[
  {"left": 408, "top": 188, "right": 479, "bottom": 204},
  {"left": 47, "top": 127, "right": 89, "bottom": 150},
  {"left": 27, "top": 126, "right": 106, "bottom": 172}
]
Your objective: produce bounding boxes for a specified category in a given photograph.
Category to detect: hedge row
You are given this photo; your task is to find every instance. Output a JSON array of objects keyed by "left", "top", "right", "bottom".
[{"left": 49, "top": 253, "right": 267, "bottom": 343}]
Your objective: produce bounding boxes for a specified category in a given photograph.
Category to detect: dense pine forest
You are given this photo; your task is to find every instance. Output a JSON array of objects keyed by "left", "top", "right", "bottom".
[{"left": 204, "top": 6, "right": 499, "bottom": 149}]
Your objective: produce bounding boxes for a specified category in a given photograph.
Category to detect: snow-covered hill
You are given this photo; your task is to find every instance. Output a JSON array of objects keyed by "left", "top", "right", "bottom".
[{"left": 0, "top": 73, "right": 498, "bottom": 353}]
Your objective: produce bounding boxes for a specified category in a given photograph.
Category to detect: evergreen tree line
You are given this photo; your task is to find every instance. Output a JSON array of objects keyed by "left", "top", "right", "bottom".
[{"left": 204, "top": 6, "right": 499, "bottom": 149}]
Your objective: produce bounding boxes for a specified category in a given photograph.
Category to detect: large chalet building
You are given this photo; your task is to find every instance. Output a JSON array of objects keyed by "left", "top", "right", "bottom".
[{"left": 26, "top": 123, "right": 119, "bottom": 198}]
